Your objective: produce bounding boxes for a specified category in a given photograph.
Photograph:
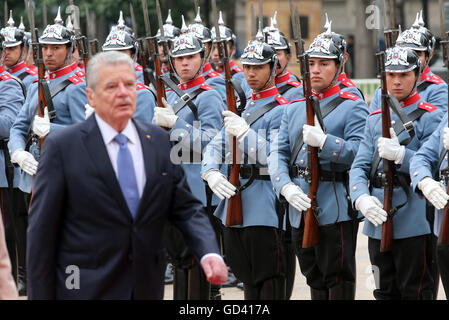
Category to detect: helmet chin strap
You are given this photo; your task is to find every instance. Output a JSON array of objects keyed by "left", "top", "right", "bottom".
[
  {"left": 261, "top": 56, "right": 279, "bottom": 90},
  {"left": 170, "top": 52, "right": 206, "bottom": 83}
]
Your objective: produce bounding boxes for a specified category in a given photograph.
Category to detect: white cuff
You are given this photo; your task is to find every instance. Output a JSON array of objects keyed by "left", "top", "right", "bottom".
[
  {"left": 200, "top": 253, "right": 224, "bottom": 264},
  {"left": 394, "top": 146, "right": 406, "bottom": 165}
]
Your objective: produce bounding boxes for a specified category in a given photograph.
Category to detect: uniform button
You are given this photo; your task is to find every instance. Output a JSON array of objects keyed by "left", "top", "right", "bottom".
[
  {"left": 186, "top": 124, "right": 190, "bottom": 128},
  {"left": 275, "top": 177, "right": 280, "bottom": 181},
  {"left": 180, "top": 133, "right": 185, "bottom": 137},
  {"left": 246, "top": 113, "right": 251, "bottom": 117},
  {"left": 333, "top": 152, "right": 337, "bottom": 156},
  {"left": 250, "top": 102, "right": 255, "bottom": 105},
  {"left": 256, "top": 94, "right": 260, "bottom": 99},
  {"left": 302, "top": 147, "right": 306, "bottom": 152},
  {"left": 250, "top": 147, "right": 255, "bottom": 152},
  {"left": 352, "top": 186, "right": 357, "bottom": 191},
  {"left": 413, "top": 171, "right": 418, "bottom": 176},
  {"left": 300, "top": 160, "right": 304, "bottom": 165},
  {"left": 335, "top": 139, "right": 340, "bottom": 144},
  {"left": 258, "top": 138, "right": 263, "bottom": 143},
  {"left": 391, "top": 120, "right": 395, "bottom": 125}
]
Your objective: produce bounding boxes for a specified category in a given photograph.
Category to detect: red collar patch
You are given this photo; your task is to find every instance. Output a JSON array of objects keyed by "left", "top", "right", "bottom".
[
  {"left": 276, "top": 72, "right": 290, "bottom": 84},
  {"left": 136, "top": 83, "right": 147, "bottom": 91},
  {"left": 7, "top": 61, "right": 27, "bottom": 74},
  {"left": 400, "top": 92, "right": 420, "bottom": 108},
  {"left": 252, "top": 86, "right": 279, "bottom": 100},
  {"left": 135, "top": 64, "right": 143, "bottom": 72},
  {"left": 0, "top": 73, "right": 12, "bottom": 81},
  {"left": 203, "top": 63, "right": 213, "bottom": 73},
  {"left": 313, "top": 84, "right": 341, "bottom": 100},
  {"left": 178, "top": 75, "right": 206, "bottom": 90},
  {"left": 48, "top": 64, "right": 76, "bottom": 79},
  {"left": 339, "top": 91, "right": 359, "bottom": 101}
]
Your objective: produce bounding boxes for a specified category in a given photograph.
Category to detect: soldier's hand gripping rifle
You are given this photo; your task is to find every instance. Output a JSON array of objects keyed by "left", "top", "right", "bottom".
[
  {"left": 438, "top": 0, "right": 449, "bottom": 246},
  {"left": 290, "top": 2, "right": 320, "bottom": 248},
  {"left": 376, "top": 0, "right": 394, "bottom": 252},
  {"left": 211, "top": 0, "right": 242, "bottom": 226}
]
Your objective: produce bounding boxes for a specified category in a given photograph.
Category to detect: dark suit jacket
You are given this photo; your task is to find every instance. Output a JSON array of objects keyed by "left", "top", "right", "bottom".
[{"left": 27, "top": 115, "right": 220, "bottom": 299}]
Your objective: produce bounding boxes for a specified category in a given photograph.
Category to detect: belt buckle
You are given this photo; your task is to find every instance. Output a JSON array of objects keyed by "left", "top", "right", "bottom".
[
  {"left": 403, "top": 121, "right": 414, "bottom": 133},
  {"left": 180, "top": 93, "right": 191, "bottom": 103}
]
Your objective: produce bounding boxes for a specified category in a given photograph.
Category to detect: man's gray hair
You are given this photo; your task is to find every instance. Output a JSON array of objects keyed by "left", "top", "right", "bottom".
[{"left": 86, "top": 51, "right": 136, "bottom": 90}]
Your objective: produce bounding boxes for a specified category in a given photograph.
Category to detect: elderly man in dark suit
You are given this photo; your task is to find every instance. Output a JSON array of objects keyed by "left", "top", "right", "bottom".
[{"left": 26, "top": 51, "right": 227, "bottom": 300}]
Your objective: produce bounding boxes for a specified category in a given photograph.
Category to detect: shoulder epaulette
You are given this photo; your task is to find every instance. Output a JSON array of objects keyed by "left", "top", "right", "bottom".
[
  {"left": 206, "top": 71, "right": 220, "bottom": 78},
  {"left": 369, "top": 109, "right": 381, "bottom": 116},
  {"left": 425, "top": 74, "right": 445, "bottom": 85},
  {"left": 286, "top": 80, "right": 301, "bottom": 88},
  {"left": 275, "top": 95, "right": 289, "bottom": 105},
  {"left": 25, "top": 68, "right": 38, "bottom": 76},
  {"left": 0, "top": 73, "right": 12, "bottom": 81},
  {"left": 339, "top": 91, "right": 360, "bottom": 101},
  {"left": 418, "top": 101, "right": 437, "bottom": 113},
  {"left": 75, "top": 70, "right": 86, "bottom": 78},
  {"left": 136, "top": 83, "right": 147, "bottom": 91},
  {"left": 200, "top": 83, "right": 215, "bottom": 91},
  {"left": 232, "top": 66, "right": 243, "bottom": 73},
  {"left": 135, "top": 64, "right": 143, "bottom": 72},
  {"left": 339, "top": 77, "right": 356, "bottom": 87},
  {"left": 68, "top": 75, "right": 84, "bottom": 85}
]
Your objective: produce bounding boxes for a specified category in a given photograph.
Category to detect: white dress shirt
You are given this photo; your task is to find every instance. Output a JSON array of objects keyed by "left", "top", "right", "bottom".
[{"left": 95, "top": 114, "right": 146, "bottom": 197}]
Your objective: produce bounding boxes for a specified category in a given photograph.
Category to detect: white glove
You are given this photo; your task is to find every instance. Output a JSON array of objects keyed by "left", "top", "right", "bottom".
[
  {"left": 302, "top": 116, "right": 327, "bottom": 149},
  {"left": 443, "top": 127, "right": 449, "bottom": 151},
  {"left": 418, "top": 177, "right": 449, "bottom": 210},
  {"left": 154, "top": 98, "right": 179, "bottom": 128},
  {"left": 202, "top": 169, "right": 236, "bottom": 200},
  {"left": 377, "top": 127, "right": 405, "bottom": 164},
  {"left": 85, "top": 103, "right": 95, "bottom": 119},
  {"left": 280, "top": 182, "right": 311, "bottom": 212},
  {"left": 355, "top": 194, "right": 388, "bottom": 227},
  {"left": 11, "top": 149, "right": 38, "bottom": 176},
  {"left": 223, "top": 110, "right": 250, "bottom": 139},
  {"left": 32, "top": 107, "right": 50, "bottom": 138}
]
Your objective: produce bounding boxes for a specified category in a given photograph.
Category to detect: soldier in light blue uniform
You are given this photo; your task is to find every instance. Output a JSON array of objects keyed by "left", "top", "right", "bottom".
[
  {"left": 349, "top": 46, "right": 442, "bottom": 299},
  {"left": 153, "top": 33, "right": 224, "bottom": 300},
  {"left": 9, "top": 13, "right": 87, "bottom": 195},
  {"left": 210, "top": 12, "right": 245, "bottom": 85},
  {"left": 0, "top": 60, "right": 26, "bottom": 296},
  {"left": 268, "top": 27, "right": 369, "bottom": 300},
  {"left": 0, "top": 12, "right": 37, "bottom": 94},
  {"left": 101, "top": 21, "right": 156, "bottom": 123},
  {"left": 155, "top": 10, "right": 181, "bottom": 81},
  {"left": 409, "top": 112, "right": 449, "bottom": 299},
  {"left": 369, "top": 13, "right": 447, "bottom": 113},
  {"left": 202, "top": 36, "right": 290, "bottom": 300}
]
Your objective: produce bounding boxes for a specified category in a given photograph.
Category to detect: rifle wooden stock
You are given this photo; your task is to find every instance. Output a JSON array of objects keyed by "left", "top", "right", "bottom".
[
  {"left": 33, "top": 28, "right": 47, "bottom": 149},
  {"left": 138, "top": 39, "right": 151, "bottom": 87},
  {"left": 377, "top": 52, "right": 394, "bottom": 252},
  {"left": 301, "top": 63, "right": 319, "bottom": 248},
  {"left": 221, "top": 40, "right": 243, "bottom": 227}
]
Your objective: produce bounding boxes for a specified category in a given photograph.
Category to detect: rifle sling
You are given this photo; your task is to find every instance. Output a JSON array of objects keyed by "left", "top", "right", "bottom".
[
  {"left": 289, "top": 95, "right": 345, "bottom": 167},
  {"left": 417, "top": 81, "right": 433, "bottom": 93},
  {"left": 160, "top": 75, "right": 200, "bottom": 121},
  {"left": 245, "top": 100, "right": 281, "bottom": 126},
  {"left": 10, "top": 75, "right": 27, "bottom": 98},
  {"left": 229, "top": 78, "right": 247, "bottom": 113}
]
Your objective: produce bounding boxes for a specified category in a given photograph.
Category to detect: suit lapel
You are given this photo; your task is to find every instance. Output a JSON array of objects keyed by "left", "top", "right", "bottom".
[{"left": 81, "top": 116, "right": 133, "bottom": 220}]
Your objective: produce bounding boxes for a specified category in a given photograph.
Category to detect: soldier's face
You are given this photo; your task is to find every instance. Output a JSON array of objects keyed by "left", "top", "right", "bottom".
[
  {"left": 211, "top": 43, "right": 234, "bottom": 66},
  {"left": 86, "top": 63, "right": 136, "bottom": 132},
  {"left": 386, "top": 71, "right": 417, "bottom": 101},
  {"left": 243, "top": 63, "right": 272, "bottom": 91},
  {"left": 276, "top": 50, "right": 291, "bottom": 75},
  {"left": 3, "top": 46, "right": 23, "bottom": 67},
  {"left": 309, "top": 57, "right": 339, "bottom": 92},
  {"left": 415, "top": 50, "right": 428, "bottom": 68},
  {"left": 173, "top": 53, "right": 203, "bottom": 82},
  {"left": 42, "top": 44, "right": 70, "bottom": 71}
]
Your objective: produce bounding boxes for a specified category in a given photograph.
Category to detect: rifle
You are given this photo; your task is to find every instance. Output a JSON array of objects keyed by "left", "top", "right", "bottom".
[
  {"left": 376, "top": 0, "right": 394, "bottom": 252},
  {"left": 142, "top": 0, "right": 167, "bottom": 108},
  {"left": 383, "top": 0, "right": 399, "bottom": 48},
  {"left": 69, "top": 1, "right": 89, "bottom": 68},
  {"left": 289, "top": 0, "right": 319, "bottom": 248},
  {"left": 211, "top": 0, "right": 242, "bottom": 226},
  {"left": 438, "top": 0, "right": 449, "bottom": 246},
  {"left": 26, "top": 0, "right": 46, "bottom": 148}
]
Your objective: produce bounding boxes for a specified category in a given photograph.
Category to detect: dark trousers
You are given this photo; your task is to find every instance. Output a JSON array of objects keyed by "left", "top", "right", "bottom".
[
  {"left": 222, "top": 225, "right": 287, "bottom": 300},
  {"left": 292, "top": 219, "right": 359, "bottom": 291},
  {"left": 368, "top": 235, "right": 434, "bottom": 300},
  {"left": 0, "top": 188, "right": 29, "bottom": 289}
]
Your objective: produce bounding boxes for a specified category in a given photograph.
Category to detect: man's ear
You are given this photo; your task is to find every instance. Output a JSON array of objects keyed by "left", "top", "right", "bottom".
[{"left": 86, "top": 88, "right": 95, "bottom": 108}]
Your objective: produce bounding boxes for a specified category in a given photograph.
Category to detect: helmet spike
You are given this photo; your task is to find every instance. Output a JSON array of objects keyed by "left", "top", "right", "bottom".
[
  {"left": 54, "top": 6, "right": 63, "bottom": 25},
  {"left": 194, "top": 7, "right": 202, "bottom": 23},
  {"left": 181, "top": 15, "right": 188, "bottom": 33},
  {"left": 272, "top": 11, "right": 278, "bottom": 29},
  {"left": 166, "top": 9, "right": 173, "bottom": 25},
  {"left": 117, "top": 11, "right": 125, "bottom": 29},
  {"left": 7, "top": 10, "right": 14, "bottom": 27},
  {"left": 19, "top": 16, "right": 25, "bottom": 31},
  {"left": 324, "top": 12, "right": 331, "bottom": 30},
  {"left": 218, "top": 11, "right": 224, "bottom": 26},
  {"left": 324, "top": 19, "right": 332, "bottom": 37},
  {"left": 418, "top": 9, "right": 425, "bottom": 27},
  {"left": 412, "top": 12, "right": 420, "bottom": 28}
]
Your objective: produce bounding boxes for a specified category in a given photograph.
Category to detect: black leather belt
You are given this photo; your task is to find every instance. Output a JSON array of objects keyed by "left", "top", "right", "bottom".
[
  {"left": 371, "top": 172, "right": 411, "bottom": 189},
  {"left": 289, "top": 164, "right": 347, "bottom": 182},
  {"left": 239, "top": 166, "right": 271, "bottom": 180}
]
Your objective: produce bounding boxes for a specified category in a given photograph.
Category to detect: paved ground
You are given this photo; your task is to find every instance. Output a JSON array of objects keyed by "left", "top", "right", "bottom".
[{"left": 164, "top": 221, "right": 447, "bottom": 300}]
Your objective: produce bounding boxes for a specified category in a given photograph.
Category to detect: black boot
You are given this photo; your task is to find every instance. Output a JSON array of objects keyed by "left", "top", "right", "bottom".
[
  {"left": 243, "top": 283, "right": 259, "bottom": 300},
  {"left": 329, "top": 281, "right": 356, "bottom": 300},
  {"left": 259, "top": 276, "right": 286, "bottom": 300},
  {"left": 310, "top": 287, "right": 329, "bottom": 300}
]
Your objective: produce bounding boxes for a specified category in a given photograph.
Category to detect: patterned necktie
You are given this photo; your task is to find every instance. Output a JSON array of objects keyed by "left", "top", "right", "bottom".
[{"left": 114, "top": 133, "right": 139, "bottom": 218}]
